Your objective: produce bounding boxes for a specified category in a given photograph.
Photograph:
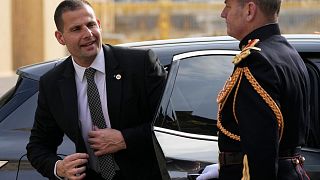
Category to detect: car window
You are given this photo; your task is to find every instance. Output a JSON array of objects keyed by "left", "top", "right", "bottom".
[
  {"left": 304, "top": 57, "right": 320, "bottom": 148},
  {"left": 155, "top": 54, "right": 234, "bottom": 136},
  {"left": 0, "top": 93, "right": 38, "bottom": 130},
  {"left": 0, "top": 87, "right": 15, "bottom": 108},
  {"left": 0, "top": 77, "right": 38, "bottom": 124},
  {"left": 153, "top": 50, "right": 320, "bottom": 180}
]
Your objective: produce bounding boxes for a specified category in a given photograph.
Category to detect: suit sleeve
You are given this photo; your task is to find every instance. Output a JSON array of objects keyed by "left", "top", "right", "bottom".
[
  {"left": 121, "top": 49, "right": 167, "bottom": 151},
  {"left": 26, "top": 77, "right": 64, "bottom": 179},
  {"left": 236, "top": 52, "right": 281, "bottom": 179},
  {"left": 144, "top": 49, "right": 167, "bottom": 115}
]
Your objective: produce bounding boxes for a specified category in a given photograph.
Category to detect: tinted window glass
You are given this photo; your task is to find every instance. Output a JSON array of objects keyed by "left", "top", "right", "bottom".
[
  {"left": 304, "top": 57, "right": 320, "bottom": 148},
  {"left": 0, "top": 78, "right": 39, "bottom": 122},
  {"left": 156, "top": 55, "right": 234, "bottom": 136},
  {"left": 0, "top": 87, "right": 15, "bottom": 108},
  {"left": 0, "top": 93, "right": 38, "bottom": 130},
  {"left": 0, "top": 78, "right": 38, "bottom": 123}
]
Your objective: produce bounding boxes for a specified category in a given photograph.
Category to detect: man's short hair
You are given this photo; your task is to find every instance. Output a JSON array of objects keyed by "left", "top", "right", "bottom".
[
  {"left": 239, "top": 0, "right": 282, "bottom": 17},
  {"left": 54, "top": 0, "right": 92, "bottom": 32}
]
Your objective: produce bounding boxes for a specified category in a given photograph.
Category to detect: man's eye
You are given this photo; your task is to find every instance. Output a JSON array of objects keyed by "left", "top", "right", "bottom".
[
  {"left": 71, "top": 27, "right": 80, "bottom": 32},
  {"left": 88, "top": 23, "right": 97, "bottom": 28}
]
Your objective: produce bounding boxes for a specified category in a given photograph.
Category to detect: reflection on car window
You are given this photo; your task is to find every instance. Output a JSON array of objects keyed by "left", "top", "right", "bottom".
[
  {"left": 0, "top": 87, "right": 15, "bottom": 108},
  {"left": 0, "top": 93, "right": 38, "bottom": 130},
  {"left": 156, "top": 55, "right": 234, "bottom": 136},
  {"left": 0, "top": 78, "right": 38, "bottom": 123},
  {"left": 304, "top": 57, "right": 320, "bottom": 148}
]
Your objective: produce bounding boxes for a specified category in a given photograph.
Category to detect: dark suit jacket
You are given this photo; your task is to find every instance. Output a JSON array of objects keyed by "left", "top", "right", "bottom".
[
  {"left": 218, "top": 24, "right": 310, "bottom": 179},
  {"left": 26, "top": 44, "right": 167, "bottom": 180}
]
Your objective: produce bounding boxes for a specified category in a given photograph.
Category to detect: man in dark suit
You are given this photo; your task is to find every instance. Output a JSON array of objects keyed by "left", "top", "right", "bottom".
[
  {"left": 197, "top": 0, "right": 310, "bottom": 180},
  {"left": 26, "top": 0, "right": 166, "bottom": 180}
]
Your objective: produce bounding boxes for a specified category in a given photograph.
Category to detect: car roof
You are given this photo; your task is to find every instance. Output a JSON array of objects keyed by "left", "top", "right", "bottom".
[
  {"left": 16, "top": 34, "right": 320, "bottom": 81},
  {"left": 118, "top": 34, "right": 320, "bottom": 47},
  {"left": 16, "top": 57, "right": 66, "bottom": 81}
]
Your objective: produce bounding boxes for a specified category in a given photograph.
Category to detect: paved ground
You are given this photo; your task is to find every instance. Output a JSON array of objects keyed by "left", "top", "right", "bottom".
[{"left": 0, "top": 74, "right": 18, "bottom": 97}]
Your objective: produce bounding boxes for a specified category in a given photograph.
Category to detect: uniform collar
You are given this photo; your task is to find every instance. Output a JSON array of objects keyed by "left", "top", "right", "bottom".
[{"left": 239, "top": 23, "right": 281, "bottom": 50}]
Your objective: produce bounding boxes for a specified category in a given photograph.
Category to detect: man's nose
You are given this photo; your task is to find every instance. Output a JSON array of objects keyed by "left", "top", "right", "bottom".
[
  {"left": 221, "top": 8, "right": 226, "bottom": 18},
  {"left": 83, "top": 26, "right": 93, "bottom": 37}
]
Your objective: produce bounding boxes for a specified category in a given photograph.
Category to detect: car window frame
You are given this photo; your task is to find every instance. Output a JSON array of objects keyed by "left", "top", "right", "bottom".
[{"left": 154, "top": 49, "right": 240, "bottom": 139}]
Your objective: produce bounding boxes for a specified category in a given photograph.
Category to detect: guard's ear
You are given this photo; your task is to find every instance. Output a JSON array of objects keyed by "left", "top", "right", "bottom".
[
  {"left": 55, "top": 31, "right": 65, "bottom": 45},
  {"left": 246, "top": 2, "right": 257, "bottom": 21}
]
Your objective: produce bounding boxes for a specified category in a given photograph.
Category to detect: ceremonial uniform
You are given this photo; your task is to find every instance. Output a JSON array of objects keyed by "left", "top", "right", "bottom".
[{"left": 217, "top": 24, "right": 310, "bottom": 179}]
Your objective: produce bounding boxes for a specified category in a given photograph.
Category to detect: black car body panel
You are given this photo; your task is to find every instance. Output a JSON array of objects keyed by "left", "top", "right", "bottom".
[{"left": 0, "top": 35, "right": 319, "bottom": 180}]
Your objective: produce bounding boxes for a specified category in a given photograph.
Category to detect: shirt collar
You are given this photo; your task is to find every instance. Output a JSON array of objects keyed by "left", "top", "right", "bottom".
[{"left": 72, "top": 48, "right": 105, "bottom": 82}]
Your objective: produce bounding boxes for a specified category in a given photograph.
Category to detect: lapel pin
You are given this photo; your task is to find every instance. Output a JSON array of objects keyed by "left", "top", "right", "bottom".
[{"left": 115, "top": 74, "right": 121, "bottom": 80}]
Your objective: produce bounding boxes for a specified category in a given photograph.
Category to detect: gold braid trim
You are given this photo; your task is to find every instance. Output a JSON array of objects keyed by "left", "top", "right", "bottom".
[
  {"left": 242, "top": 67, "right": 284, "bottom": 141},
  {"left": 241, "top": 154, "right": 250, "bottom": 180},
  {"left": 217, "top": 68, "right": 243, "bottom": 141},
  {"left": 217, "top": 39, "right": 261, "bottom": 141},
  {"left": 217, "top": 112, "right": 241, "bottom": 141},
  {"left": 233, "top": 69, "right": 244, "bottom": 124},
  {"left": 217, "top": 68, "right": 242, "bottom": 105},
  {"left": 217, "top": 67, "right": 284, "bottom": 142}
]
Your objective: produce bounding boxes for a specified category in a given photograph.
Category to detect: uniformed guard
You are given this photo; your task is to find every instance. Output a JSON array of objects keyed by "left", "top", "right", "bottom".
[{"left": 216, "top": 0, "right": 310, "bottom": 179}]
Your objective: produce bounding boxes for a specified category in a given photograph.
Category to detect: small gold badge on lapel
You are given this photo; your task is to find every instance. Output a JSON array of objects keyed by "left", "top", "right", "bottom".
[{"left": 115, "top": 74, "right": 121, "bottom": 80}]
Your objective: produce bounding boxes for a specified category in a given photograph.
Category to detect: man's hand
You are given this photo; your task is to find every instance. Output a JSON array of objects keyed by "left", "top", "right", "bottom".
[
  {"left": 56, "top": 153, "right": 89, "bottom": 180},
  {"left": 196, "top": 163, "right": 219, "bottom": 180},
  {"left": 88, "top": 127, "right": 127, "bottom": 156}
]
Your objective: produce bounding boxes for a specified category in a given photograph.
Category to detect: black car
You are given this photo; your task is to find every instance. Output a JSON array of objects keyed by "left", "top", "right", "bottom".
[{"left": 0, "top": 34, "right": 319, "bottom": 180}]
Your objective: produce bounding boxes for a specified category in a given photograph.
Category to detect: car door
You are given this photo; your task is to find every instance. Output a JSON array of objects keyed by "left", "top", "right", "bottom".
[
  {"left": 152, "top": 50, "right": 320, "bottom": 180},
  {"left": 301, "top": 55, "right": 320, "bottom": 180},
  {"left": 0, "top": 63, "right": 75, "bottom": 180},
  {"left": 152, "top": 50, "right": 239, "bottom": 179}
]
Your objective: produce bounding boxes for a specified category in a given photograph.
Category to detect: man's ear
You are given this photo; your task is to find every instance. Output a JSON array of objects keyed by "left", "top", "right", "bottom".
[
  {"left": 97, "top": 19, "right": 101, "bottom": 29},
  {"left": 246, "top": 2, "right": 257, "bottom": 21},
  {"left": 55, "top": 31, "right": 66, "bottom": 45}
]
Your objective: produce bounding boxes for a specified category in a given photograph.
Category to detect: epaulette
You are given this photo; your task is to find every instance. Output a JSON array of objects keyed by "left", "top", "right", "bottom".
[{"left": 232, "top": 39, "right": 261, "bottom": 65}]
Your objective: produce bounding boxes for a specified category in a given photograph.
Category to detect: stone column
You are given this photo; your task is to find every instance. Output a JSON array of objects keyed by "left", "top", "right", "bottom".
[
  {"left": 43, "top": 0, "right": 68, "bottom": 61},
  {"left": 0, "top": 0, "right": 12, "bottom": 75},
  {"left": 12, "top": 0, "right": 44, "bottom": 69}
]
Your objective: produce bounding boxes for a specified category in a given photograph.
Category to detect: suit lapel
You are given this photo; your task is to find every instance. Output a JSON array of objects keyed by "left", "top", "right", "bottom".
[
  {"left": 103, "top": 45, "right": 122, "bottom": 129},
  {"left": 58, "top": 57, "right": 87, "bottom": 152}
]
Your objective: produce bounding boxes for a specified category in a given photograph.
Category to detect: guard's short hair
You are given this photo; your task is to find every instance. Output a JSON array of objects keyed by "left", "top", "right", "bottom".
[
  {"left": 239, "top": 0, "right": 282, "bottom": 18},
  {"left": 54, "top": 0, "right": 92, "bottom": 32}
]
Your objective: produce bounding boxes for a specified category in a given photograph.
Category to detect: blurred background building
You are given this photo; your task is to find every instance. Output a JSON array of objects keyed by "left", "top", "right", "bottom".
[{"left": 1, "top": 0, "right": 319, "bottom": 75}]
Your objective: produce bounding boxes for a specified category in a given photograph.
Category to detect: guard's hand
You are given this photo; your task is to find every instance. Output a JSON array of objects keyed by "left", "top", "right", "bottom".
[
  {"left": 56, "top": 153, "right": 89, "bottom": 180},
  {"left": 88, "top": 126, "right": 127, "bottom": 156},
  {"left": 196, "top": 164, "right": 219, "bottom": 180}
]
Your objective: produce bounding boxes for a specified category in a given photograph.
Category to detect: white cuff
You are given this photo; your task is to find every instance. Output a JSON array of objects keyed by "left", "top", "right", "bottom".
[{"left": 54, "top": 160, "right": 66, "bottom": 180}]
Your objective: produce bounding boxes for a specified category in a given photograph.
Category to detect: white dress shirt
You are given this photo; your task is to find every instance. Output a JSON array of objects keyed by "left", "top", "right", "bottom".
[
  {"left": 54, "top": 49, "right": 111, "bottom": 179},
  {"left": 73, "top": 49, "right": 111, "bottom": 171}
]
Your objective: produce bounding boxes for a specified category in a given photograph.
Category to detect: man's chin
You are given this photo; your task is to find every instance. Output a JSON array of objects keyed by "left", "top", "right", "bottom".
[
  {"left": 82, "top": 44, "right": 98, "bottom": 51},
  {"left": 82, "top": 47, "right": 100, "bottom": 56}
]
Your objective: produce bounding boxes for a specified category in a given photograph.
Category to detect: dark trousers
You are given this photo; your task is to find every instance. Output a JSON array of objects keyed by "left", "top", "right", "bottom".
[
  {"left": 219, "top": 157, "right": 310, "bottom": 180},
  {"left": 219, "top": 164, "right": 243, "bottom": 180},
  {"left": 278, "top": 156, "right": 310, "bottom": 180}
]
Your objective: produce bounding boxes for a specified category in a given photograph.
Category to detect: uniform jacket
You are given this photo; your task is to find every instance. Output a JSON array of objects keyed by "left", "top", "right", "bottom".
[
  {"left": 26, "top": 44, "right": 167, "bottom": 180},
  {"left": 218, "top": 24, "right": 310, "bottom": 179}
]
